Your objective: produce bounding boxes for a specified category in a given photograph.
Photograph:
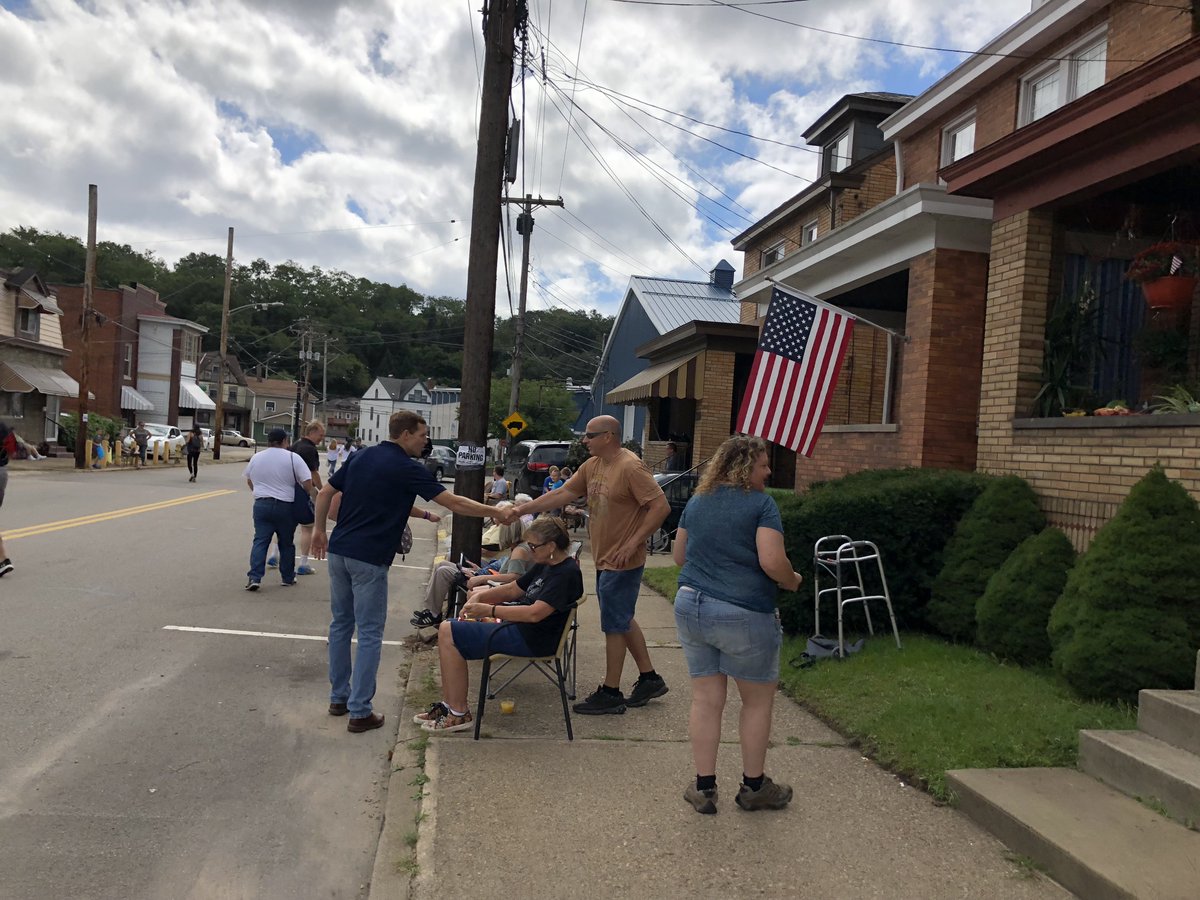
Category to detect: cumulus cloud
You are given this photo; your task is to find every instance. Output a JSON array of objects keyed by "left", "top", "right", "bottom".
[{"left": 0, "top": 0, "right": 1030, "bottom": 316}]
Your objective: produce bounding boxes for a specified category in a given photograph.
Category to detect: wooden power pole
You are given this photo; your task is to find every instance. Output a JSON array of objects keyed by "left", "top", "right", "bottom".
[
  {"left": 503, "top": 193, "right": 563, "bottom": 414},
  {"left": 212, "top": 227, "right": 234, "bottom": 461},
  {"left": 75, "top": 184, "right": 97, "bottom": 470},
  {"left": 452, "top": 0, "right": 520, "bottom": 565}
]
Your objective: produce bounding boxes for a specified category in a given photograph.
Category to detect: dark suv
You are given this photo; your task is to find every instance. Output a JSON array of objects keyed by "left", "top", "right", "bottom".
[
  {"left": 504, "top": 440, "right": 571, "bottom": 497},
  {"left": 648, "top": 471, "right": 699, "bottom": 552}
]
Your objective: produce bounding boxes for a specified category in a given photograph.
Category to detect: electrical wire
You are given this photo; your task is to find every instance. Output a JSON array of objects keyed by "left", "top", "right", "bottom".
[{"left": 555, "top": 0, "right": 589, "bottom": 196}]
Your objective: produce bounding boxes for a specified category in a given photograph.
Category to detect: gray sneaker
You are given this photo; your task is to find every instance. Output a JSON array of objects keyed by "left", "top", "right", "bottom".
[
  {"left": 735, "top": 776, "right": 793, "bottom": 811},
  {"left": 683, "top": 784, "right": 718, "bottom": 814}
]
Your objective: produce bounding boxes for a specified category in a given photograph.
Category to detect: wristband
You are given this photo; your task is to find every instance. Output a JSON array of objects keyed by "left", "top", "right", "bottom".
[
  {"left": 422, "top": 509, "right": 429, "bottom": 520},
  {"left": 492, "top": 604, "right": 498, "bottom": 619}
]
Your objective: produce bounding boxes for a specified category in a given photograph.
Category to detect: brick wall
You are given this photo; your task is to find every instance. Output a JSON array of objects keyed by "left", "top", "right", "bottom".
[
  {"left": 903, "top": 4, "right": 1195, "bottom": 187},
  {"left": 742, "top": 200, "right": 830, "bottom": 279},
  {"left": 55, "top": 285, "right": 127, "bottom": 420},
  {"left": 795, "top": 429, "right": 905, "bottom": 489},
  {"left": 836, "top": 153, "right": 897, "bottom": 226},
  {"left": 693, "top": 350, "right": 735, "bottom": 464},
  {"left": 822, "top": 327, "right": 889, "bottom": 426}
]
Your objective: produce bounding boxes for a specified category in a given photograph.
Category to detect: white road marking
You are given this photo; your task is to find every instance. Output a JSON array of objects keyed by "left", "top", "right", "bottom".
[{"left": 162, "top": 625, "right": 404, "bottom": 646}]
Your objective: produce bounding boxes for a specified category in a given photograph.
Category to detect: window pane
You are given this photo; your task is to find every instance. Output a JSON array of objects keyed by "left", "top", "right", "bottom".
[
  {"left": 831, "top": 133, "right": 851, "bottom": 172},
  {"left": 1072, "top": 40, "right": 1106, "bottom": 99},
  {"left": 1029, "top": 70, "right": 1060, "bottom": 121},
  {"left": 949, "top": 120, "right": 975, "bottom": 162}
]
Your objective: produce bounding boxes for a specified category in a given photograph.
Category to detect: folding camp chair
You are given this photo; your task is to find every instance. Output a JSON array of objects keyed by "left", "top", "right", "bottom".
[{"left": 473, "top": 594, "right": 587, "bottom": 740}]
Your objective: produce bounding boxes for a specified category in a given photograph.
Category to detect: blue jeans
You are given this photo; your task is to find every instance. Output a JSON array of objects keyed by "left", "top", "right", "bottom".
[
  {"left": 596, "top": 567, "right": 644, "bottom": 634},
  {"left": 248, "top": 497, "right": 297, "bottom": 583},
  {"left": 328, "top": 553, "right": 390, "bottom": 719},
  {"left": 674, "top": 585, "right": 782, "bottom": 683}
]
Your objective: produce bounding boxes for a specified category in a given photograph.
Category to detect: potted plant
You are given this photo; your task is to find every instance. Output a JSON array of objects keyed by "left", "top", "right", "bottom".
[{"left": 1124, "top": 241, "right": 1200, "bottom": 312}]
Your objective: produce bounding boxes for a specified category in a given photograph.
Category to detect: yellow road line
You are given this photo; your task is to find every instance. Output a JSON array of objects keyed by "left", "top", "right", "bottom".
[{"left": 5, "top": 489, "right": 236, "bottom": 539}]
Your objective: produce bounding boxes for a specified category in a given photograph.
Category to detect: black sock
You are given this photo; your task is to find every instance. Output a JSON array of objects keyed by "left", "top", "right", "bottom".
[
  {"left": 601, "top": 684, "right": 622, "bottom": 696},
  {"left": 696, "top": 774, "right": 716, "bottom": 792},
  {"left": 743, "top": 773, "right": 765, "bottom": 792},
  {"left": 637, "top": 669, "right": 658, "bottom": 681}
]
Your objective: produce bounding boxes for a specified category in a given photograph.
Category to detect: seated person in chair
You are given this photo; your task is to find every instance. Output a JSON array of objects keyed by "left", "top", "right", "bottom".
[
  {"left": 485, "top": 466, "right": 509, "bottom": 504},
  {"left": 417, "top": 517, "right": 583, "bottom": 733},
  {"left": 411, "top": 538, "right": 534, "bottom": 629}
]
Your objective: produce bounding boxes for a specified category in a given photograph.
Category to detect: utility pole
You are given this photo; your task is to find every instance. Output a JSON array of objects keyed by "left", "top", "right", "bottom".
[
  {"left": 452, "top": 0, "right": 521, "bottom": 565},
  {"left": 321, "top": 335, "right": 329, "bottom": 424},
  {"left": 503, "top": 193, "right": 563, "bottom": 414},
  {"left": 212, "top": 227, "right": 234, "bottom": 461},
  {"left": 75, "top": 184, "right": 97, "bottom": 470}
]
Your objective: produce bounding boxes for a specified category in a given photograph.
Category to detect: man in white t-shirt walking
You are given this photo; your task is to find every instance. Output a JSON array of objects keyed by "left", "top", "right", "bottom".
[{"left": 243, "top": 427, "right": 314, "bottom": 591}]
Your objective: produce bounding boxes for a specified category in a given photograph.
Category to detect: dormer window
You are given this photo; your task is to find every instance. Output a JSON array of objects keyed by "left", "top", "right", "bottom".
[
  {"left": 825, "top": 131, "right": 851, "bottom": 174},
  {"left": 17, "top": 307, "right": 40, "bottom": 339},
  {"left": 761, "top": 241, "right": 786, "bottom": 267},
  {"left": 1019, "top": 27, "right": 1107, "bottom": 126}
]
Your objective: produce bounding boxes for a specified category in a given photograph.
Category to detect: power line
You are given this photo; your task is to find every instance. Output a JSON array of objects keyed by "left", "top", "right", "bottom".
[{"left": 555, "top": 0, "right": 589, "bottom": 195}]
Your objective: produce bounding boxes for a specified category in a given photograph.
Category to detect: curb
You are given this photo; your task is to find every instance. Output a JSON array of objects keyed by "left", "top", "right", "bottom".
[{"left": 368, "top": 635, "right": 439, "bottom": 899}]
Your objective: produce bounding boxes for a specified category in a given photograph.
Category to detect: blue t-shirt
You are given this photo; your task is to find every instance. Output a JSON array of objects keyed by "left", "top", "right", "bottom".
[
  {"left": 328, "top": 442, "right": 445, "bottom": 566},
  {"left": 677, "top": 485, "right": 784, "bottom": 613}
]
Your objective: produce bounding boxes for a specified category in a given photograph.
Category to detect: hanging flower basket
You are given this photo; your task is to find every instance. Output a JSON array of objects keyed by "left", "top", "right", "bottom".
[{"left": 1140, "top": 275, "right": 1198, "bottom": 312}]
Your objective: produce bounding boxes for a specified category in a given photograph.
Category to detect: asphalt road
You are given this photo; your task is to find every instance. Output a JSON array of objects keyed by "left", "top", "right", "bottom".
[{"left": 0, "top": 457, "right": 440, "bottom": 900}]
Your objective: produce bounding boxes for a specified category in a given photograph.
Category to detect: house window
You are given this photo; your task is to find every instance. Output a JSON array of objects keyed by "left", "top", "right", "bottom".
[
  {"left": 802, "top": 221, "right": 819, "bottom": 245},
  {"left": 181, "top": 332, "right": 200, "bottom": 364},
  {"left": 123, "top": 344, "right": 134, "bottom": 378},
  {"left": 761, "top": 241, "right": 786, "bottom": 267},
  {"left": 265, "top": 400, "right": 276, "bottom": 413},
  {"left": 825, "top": 131, "right": 851, "bottom": 174},
  {"left": 1020, "top": 28, "right": 1107, "bottom": 125},
  {"left": 17, "top": 308, "right": 39, "bottom": 340},
  {"left": 227, "top": 388, "right": 237, "bottom": 403},
  {"left": 0, "top": 392, "right": 23, "bottom": 417},
  {"left": 941, "top": 113, "right": 976, "bottom": 165}
]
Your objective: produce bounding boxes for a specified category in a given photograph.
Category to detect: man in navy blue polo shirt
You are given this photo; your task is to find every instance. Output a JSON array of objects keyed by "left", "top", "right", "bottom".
[{"left": 311, "top": 409, "right": 513, "bottom": 734}]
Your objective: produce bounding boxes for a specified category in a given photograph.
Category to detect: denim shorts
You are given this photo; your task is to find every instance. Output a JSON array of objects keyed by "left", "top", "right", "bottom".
[
  {"left": 674, "top": 585, "right": 782, "bottom": 683},
  {"left": 450, "top": 620, "right": 532, "bottom": 660},
  {"left": 596, "top": 567, "right": 644, "bottom": 634}
]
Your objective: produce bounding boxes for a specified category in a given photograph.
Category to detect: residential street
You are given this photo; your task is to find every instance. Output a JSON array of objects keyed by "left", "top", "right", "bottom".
[{"left": 0, "top": 459, "right": 437, "bottom": 900}]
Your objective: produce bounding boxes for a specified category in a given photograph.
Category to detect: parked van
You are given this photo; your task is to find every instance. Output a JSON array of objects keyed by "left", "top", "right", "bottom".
[{"left": 504, "top": 440, "right": 571, "bottom": 497}]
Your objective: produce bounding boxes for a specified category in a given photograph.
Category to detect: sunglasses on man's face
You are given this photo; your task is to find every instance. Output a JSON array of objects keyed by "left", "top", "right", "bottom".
[{"left": 583, "top": 430, "right": 614, "bottom": 439}]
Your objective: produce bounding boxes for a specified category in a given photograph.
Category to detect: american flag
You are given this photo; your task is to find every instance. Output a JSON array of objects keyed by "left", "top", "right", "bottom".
[{"left": 736, "top": 285, "right": 855, "bottom": 457}]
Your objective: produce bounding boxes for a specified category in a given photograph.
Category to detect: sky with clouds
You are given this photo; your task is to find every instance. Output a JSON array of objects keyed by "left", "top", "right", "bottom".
[{"left": 0, "top": 0, "right": 1032, "bottom": 318}]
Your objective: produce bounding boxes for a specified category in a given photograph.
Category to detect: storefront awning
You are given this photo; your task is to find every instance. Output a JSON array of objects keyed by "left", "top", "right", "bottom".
[
  {"left": 120, "top": 384, "right": 155, "bottom": 411},
  {"left": 0, "top": 361, "right": 80, "bottom": 397},
  {"left": 179, "top": 380, "right": 216, "bottom": 410},
  {"left": 606, "top": 350, "right": 705, "bottom": 405}
]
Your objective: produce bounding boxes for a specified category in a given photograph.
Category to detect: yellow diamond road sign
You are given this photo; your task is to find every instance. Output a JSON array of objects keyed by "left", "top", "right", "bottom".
[{"left": 502, "top": 411, "right": 527, "bottom": 438}]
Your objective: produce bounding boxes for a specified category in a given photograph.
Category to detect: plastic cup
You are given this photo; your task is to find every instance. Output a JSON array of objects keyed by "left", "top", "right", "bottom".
[{"left": 499, "top": 699, "right": 516, "bottom": 715}]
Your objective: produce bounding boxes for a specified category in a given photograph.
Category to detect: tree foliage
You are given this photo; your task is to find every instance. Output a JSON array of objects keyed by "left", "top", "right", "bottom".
[
  {"left": 1, "top": 226, "right": 613, "bottom": 404},
  {"left": 488, "top": 377, "right": 576, "bottom": 441}
]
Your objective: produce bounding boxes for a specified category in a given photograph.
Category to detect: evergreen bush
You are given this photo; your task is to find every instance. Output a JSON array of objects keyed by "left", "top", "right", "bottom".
[
  {"left": 927, "top": 476, "right": 1045, "bottom": 642},
  {"left": 976, "top": 527, "right": 1075, "bottom": 664},
  {"left": 1049, "top": 466, "right": 1200, "bottom": 702},
  {"left": 777, "top": 468, "right": 987, "bottom": 636}
]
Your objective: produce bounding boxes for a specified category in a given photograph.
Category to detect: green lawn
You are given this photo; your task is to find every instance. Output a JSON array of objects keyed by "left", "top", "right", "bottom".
[
  {"left": 779, "top": 635, "right": 1137, "bottom": 802},
  {"left": 641, "top": 565, "right": 680, "bottom": 602}
]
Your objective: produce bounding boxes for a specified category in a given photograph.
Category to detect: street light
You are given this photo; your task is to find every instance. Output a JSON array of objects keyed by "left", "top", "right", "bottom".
[{"left": 212, "top": 298, "right": 283, "bottom": 460}]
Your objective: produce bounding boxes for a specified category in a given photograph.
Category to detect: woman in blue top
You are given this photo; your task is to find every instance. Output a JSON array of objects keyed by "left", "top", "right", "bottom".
[{"left": 672, "top": 435, "right": 802, "bottom": 815}]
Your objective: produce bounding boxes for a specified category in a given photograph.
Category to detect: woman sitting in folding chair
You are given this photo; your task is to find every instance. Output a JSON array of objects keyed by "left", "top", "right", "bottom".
[{"left": 418, "top": 516, "right": 583, "bottom": 733}]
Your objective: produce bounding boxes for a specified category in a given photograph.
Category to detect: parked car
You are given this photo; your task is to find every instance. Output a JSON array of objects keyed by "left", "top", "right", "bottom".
[
  {"left": 648, "top": 471, "right": 699, "bottom": 553},
  {"left": 198, "top": 427, "right": 213, "bottom": 450},
  {"left": 221, "top": 428, "right": 256, "bottom": 447},
  {"left": 142, "top": 423, "right": 185, "bottom": 455},
  {"left": 424, "top": 445, "right": 457, "bottom": 481},
  {"left": 503, "top": 440, "right": 571, "bottom": 497}
]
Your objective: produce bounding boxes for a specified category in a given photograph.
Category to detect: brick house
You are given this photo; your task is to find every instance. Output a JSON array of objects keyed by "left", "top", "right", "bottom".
[
  {"left": 0, "top": 268, "right": 77, "bottom": 448},
  {"left": 55, "top": 281, "right": 214, "bottom": 428},
  {"left": 729, "top": 89, "right": 996, "bottom": 485},
  {"left": 244, "top": 375, "right": 316, "bottom": 442},
  {"left": 882, "top": 0, "right": 1200, "bottom": 545},
  {"left": 196, "top": 352, "right": 253, "bottom": 434}
]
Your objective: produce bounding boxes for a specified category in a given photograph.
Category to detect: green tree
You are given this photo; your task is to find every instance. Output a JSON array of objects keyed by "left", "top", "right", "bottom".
[{"left": 488, "top": 378, "right": 576, "bottom": 440}]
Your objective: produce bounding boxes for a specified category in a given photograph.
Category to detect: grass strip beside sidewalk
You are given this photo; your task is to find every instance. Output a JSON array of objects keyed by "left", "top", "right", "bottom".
[
  {"left": 640, "top": 567, "right": 1136, "bottom": 804},
  {"left": 779, "top": 635, "right": 1136, "bottom": 802}
]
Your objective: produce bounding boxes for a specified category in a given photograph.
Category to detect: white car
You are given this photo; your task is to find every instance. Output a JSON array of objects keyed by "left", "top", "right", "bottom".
[
  {"left": 125, "top": 423, "right": 185, "bottom": 455},
  {"left": 221, "top": 429, "right": 256, "bottom": 447}
]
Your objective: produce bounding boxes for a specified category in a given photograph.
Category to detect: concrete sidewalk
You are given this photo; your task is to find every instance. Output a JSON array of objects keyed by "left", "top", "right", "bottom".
[{"left": 378, "top": 540, "right": 1068, "bottom": 899}]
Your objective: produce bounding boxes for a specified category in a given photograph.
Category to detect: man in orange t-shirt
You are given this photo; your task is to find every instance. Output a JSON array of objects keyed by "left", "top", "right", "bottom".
[{"left": 516, "top": 416, "right": 670, "bottom": 714}]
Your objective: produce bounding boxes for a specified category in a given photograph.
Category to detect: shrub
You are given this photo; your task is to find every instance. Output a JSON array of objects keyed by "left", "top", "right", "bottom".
[
  {"left": 1049, "top": 467, "right": 1200, "bottom": 702},
  {"left": 777, "top": 468, "right": 988, "bottom": 636},
  {"left": 927, "top": 476, "right": 1045, "bottom": 642},
  {"left": 976, "top": 527, "right": 1075, "bottom": 665}
]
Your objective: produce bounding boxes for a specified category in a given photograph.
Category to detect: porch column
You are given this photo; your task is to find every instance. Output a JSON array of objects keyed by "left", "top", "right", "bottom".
[
  {"left": 976, "top": 209, "right": 1056, "bottom": 474},
  {"left": 692, "top": 350, "right": 735, "bottom": 465}
]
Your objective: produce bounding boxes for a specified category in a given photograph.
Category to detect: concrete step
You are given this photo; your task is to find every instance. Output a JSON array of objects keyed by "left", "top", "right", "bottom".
[
  {"left": 1079, "top": 729, "right": 1200, "bottom": 826},
  {"left": 948, "top": 767, "right": 1200, "bottom": 900},
  {"left": 1139, "top": 690, "right": 1200, "bottom": 755}
]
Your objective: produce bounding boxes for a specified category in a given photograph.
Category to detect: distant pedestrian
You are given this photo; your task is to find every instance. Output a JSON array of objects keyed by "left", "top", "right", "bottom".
[
  {"left": 310, "top": 410, "right": 513, "bottom": 734},
  {"left": 515, "top": 415, "right": 671, "bottom": 715},
  {"left": 663, "top": 441, "right": 684, "bottom": 472},
  {"left": 326, "top": 439, "right": 339, "bottom": 477},
  {"left": 339, "top": 441, "right": 350, "bottom": 467},
  {"left": 91, "top": 434, "right": 105, "bottom": 469},
  {"left": 184, "top": 425, "right": 203, "bottom": 482},
  {"left": 291, "top": 419, "right": 326, "bottom": 576},
  {"left": 132, "top": 421, "right": 150, "bottom": 468},
  {"left": 0, "top": 420, "right": 18, "bottom": 576},
  {"left": 672, "top": 435, "right": 802, "bottom": 815},
  {"left": 242, "top": 427, "right": 313, "bottom": 591}
]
